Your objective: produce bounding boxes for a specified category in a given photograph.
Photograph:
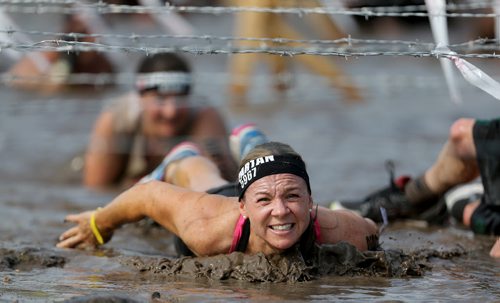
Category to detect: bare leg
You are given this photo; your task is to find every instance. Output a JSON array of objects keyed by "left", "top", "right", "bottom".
[
  {"left": 490, "top": 238, "right": 500, "bottom": 258},
  {"left": 165, "top": 156, "right": 228, "bottom": 192},
  {"left": 271, "top": 17, "right": 362, "bottom": 102},
  {"left": 228, "top": 0, "right": 272, "bottom": 105},
  {"left": 424, "top": 118, "right": 480, "bottom": 195},
  {"left": 463, "top": 200, "right": 481, "bottom": 227}
]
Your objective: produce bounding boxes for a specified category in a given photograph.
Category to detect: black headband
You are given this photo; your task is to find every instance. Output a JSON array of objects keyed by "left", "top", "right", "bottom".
[{"left": 237, "top": 155, "right": 311, "bottom": 201}]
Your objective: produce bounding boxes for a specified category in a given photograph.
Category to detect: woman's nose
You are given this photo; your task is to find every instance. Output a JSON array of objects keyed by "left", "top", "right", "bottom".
[{"left": 271, "top": 198, "right": 290, "bottom": 217}]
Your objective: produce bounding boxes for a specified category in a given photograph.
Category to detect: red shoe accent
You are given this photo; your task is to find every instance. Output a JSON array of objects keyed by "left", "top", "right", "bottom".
[
  {"left": 395, "top": 175, "right": 412, "bottom": 189},
  {"left": 231, "top": 123, "right": 256, "bottom": 136}
]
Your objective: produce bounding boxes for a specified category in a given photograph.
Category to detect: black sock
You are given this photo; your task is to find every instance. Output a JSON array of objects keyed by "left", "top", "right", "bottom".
[
  {"left": 404, "top": 175, "right": 440, "bottom": 208},
  {"left": 450, "top": 199, "right": 468, "bottom": 223}
]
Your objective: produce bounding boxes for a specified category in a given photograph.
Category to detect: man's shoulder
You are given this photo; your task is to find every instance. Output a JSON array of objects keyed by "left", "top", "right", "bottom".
[{"left": 103, "top": 91, "right": 141, "bottom": 133}]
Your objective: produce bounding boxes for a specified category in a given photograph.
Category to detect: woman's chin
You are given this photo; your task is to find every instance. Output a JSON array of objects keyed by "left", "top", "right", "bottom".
[{"left": 267, "top": 237, "right": 299, "bottom": 252}]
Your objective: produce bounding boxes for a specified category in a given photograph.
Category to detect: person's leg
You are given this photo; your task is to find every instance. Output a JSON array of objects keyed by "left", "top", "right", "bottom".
[
  {"left": 139, "top": 141, "right": 227, "bottom": 192},
  {"left": 450, "top": 118, "right": 500, "bottom": 258},
  {"left": 490, "top": 238, "right": 500, "bottom": 258},
  {"left": 460, "top": 118, "right": 500, "bottom": 237},
  {"left": 421, "top": 118, "right": 480, "bottom": 196},
  {"left": 229, "top": 123, "right": 269, "bottom": 164},
  {"left": 333, "top": 118, "right": 480, "bottom": 224},
  {"left": 165, "top": 155, "right": 228, "bottom": 192}
]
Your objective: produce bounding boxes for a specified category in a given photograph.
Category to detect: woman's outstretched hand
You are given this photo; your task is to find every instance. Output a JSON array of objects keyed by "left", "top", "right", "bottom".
[{"left": 57, "top": 211, "right": 110, "bottom": 249}]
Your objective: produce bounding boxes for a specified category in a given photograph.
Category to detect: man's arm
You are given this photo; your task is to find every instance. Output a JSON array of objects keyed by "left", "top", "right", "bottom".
[
  {"left": 192, "top": 107, "right": 238, "bottom": 181},
  {"left": 84, "top": 111, "right": 129, "bottom": 188}
]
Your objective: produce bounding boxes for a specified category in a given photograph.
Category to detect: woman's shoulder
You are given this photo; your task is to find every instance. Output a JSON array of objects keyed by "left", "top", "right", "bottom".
[{"left": 176, "top": 194, "right": 240, "bottom": 255}]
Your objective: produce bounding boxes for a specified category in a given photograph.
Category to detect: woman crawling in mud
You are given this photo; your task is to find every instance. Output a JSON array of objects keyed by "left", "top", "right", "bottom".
[{"left": 57, "top": 124, "right": 379, "bottom": 258}]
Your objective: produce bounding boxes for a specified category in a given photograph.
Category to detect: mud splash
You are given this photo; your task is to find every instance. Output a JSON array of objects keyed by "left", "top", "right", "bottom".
[
  {"left": 124, "top": 242, "right": 467, "bottom": 283},
  {"left": 0, "top": 247, "right": 65, "bottom": 271}
]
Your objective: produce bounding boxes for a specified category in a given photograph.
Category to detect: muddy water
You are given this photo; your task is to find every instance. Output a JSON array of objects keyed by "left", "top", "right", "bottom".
[{"left": 1, "top": 13, "right": 500, "bottom": 302}]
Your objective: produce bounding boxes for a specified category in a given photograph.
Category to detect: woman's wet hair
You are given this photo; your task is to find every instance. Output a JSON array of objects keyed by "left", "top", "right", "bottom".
[{"left": 239, "top": 142, "right": 302, "bottom": 168}]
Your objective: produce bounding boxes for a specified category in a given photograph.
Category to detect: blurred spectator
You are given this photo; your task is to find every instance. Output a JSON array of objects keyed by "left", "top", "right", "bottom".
[
  {"left": 7, "top": 14, "right": 114, "bottom": 93},
  {"left": 229, "top": 0, "right": 362, "bottom": 106}
]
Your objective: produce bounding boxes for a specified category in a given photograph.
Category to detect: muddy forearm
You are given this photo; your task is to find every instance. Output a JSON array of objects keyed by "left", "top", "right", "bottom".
[{"left": 94, "top": 183, "right": 152, "bottom": 237}]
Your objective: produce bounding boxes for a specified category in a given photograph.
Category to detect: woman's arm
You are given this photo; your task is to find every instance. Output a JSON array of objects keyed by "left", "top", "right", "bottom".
[
  {"left": 317, "top": 206, "right": 379, "bottom": 251},
  {"left": 57, "top": 181, "right": 239, "bottom": 253},
  {"left": 57, "top": 181, "right": 154, "bottom": 249}
]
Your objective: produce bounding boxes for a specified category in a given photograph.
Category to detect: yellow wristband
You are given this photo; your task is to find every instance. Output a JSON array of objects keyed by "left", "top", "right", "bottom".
[{"left": 90, "top": 207, "right": 104, "bottom": 245}]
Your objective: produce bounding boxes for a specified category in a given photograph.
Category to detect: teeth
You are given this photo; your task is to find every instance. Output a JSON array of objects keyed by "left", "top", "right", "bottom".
[{"left": 270, "top": 224, "right": 292, "bottom": 231}]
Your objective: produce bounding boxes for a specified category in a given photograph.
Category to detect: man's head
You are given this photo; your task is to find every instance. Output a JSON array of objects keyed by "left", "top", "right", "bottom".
[{"left": 135, "top": 53, "right": 193, "bottom": 137}]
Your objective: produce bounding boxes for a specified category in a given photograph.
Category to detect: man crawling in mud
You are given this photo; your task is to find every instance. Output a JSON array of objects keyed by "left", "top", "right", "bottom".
[{"left": 57, "top": 124, "right": 379, "bottom": 259}]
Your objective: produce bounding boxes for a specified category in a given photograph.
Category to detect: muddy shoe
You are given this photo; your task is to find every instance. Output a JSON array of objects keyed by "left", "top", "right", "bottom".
[
  {"left": 331, "top": 161, "right": 413, "bottom": 223},
  {"left": 332, "top": 161, "right": 451, "bottom": 225},
  {"left": 352, "top": 176, "right": 413, "bottom": 223}
]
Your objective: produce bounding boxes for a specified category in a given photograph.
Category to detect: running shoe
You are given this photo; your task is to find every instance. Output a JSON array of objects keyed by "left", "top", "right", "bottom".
[
  {"left": 331, "top": 161, "right": 450, "bottom": 225},
  {"left": 229, "top": 123, "right": 268, "bottom": 164},
  {"left": 445, "top": 182, "right": 484, "bottom": 223},
  {"left": 138, "top": 141, "right": 201, "bottom": 184},
  {"left": 330, "top": 161, "right": 412, "bottom": 223}
]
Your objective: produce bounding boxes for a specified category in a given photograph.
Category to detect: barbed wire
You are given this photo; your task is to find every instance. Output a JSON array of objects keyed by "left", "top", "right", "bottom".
[
  {"left": 2, "top": 29, "right": 432, "bottom": 46},
  {"left": 2, "top": 1, "right": 500, "bottom": 93},
  {"left": 2, "top": 0, "right": 500, "bottom": 18},
  {"left": 3, "top": 28, "right": 500, "bottom": 52},
  {"left": 2, "top": 38, "right": 500, "bottom": 58}
]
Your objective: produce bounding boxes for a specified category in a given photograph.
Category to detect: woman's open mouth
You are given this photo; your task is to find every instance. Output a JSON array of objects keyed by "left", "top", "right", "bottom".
[{"left": 269, "top": 223, "right": 294, "bottom": 231}]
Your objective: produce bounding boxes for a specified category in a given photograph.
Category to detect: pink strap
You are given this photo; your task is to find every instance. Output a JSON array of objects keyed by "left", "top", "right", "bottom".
[
  {"left": 229, "top": 215, "right": 247, "bottom": 253},
  {"left": 313, "top": 216, "right": 322, "bottom": 244}
]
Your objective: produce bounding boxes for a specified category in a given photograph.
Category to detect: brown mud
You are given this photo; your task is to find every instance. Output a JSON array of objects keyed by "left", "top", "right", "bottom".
[
  {"left": 2, "top": 11, "right": 500, "bottom": 302},
  {"left": 0, "top": 232, "right": 469, "bottom": 283}
]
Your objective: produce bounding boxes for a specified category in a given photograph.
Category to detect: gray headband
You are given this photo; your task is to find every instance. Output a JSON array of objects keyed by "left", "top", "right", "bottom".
[{"left": 135, "top": 72, "right": 191, "bottom": 94}]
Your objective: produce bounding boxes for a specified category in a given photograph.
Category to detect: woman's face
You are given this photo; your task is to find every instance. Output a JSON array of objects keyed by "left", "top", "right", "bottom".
[
  {"left": 240, "top": 173, "right": 313, "bottom": 254},
  {"left": 140, "top": 91, "right": 190, "bottom": 137}
]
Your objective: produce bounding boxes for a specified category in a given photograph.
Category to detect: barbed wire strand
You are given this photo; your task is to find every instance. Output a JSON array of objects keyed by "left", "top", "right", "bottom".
[
  {"left": 1, "top": 1, "right": 500, "bottom": 18},
  {"left": 2, "top": 39, "right": 500, "bottom": 58},
  {"left": 3, "top": 28, "right": 500, "bottom": 53}
]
